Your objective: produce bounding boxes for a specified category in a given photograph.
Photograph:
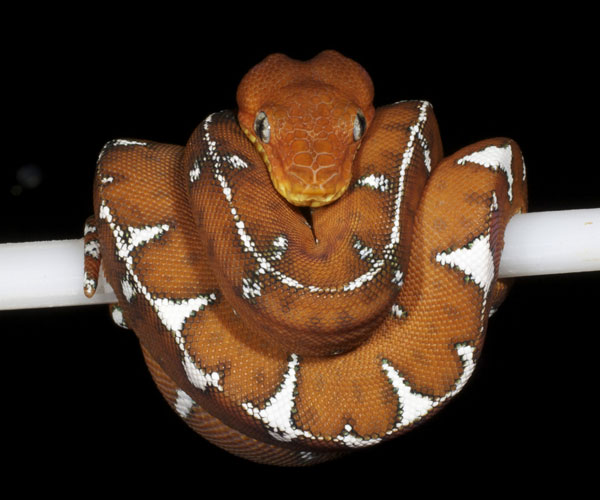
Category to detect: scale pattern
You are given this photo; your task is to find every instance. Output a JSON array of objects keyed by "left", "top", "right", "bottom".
[{"left": 85, "top": 51, "right": 527, "bottom": 466}]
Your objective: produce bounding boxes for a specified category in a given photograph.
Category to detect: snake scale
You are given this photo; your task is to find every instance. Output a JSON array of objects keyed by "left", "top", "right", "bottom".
[{"left": 83, "top": 50, "right": 527, "bottom": 466}]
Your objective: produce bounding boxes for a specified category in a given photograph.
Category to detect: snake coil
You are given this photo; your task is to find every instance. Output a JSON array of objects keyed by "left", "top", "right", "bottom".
[{"left": 84, "top": 50, "right": 527, "bottom": 466}]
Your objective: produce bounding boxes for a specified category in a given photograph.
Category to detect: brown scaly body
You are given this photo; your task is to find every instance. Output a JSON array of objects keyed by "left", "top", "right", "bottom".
[{"left": 84, "top": 50, "right": 527, "bottom": 466}]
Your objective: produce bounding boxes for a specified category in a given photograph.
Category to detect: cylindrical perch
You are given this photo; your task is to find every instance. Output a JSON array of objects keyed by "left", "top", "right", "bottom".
[{"left": 0, "top": 208, "right": 598, "bottom": 311}]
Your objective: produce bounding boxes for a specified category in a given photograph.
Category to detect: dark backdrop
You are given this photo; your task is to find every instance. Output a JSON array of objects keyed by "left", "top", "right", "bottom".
[{"left": 2, "top": 10, "right": 598, "bottom": 493}]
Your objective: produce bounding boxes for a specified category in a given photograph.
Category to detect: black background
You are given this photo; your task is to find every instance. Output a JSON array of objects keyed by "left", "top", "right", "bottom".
[{"left": 2, "top": 8, "right": 598, "bottom": 494}]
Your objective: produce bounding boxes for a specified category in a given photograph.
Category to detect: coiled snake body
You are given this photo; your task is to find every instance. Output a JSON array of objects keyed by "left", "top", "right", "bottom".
[{"left": 84, "top": 50, "right": 527, "bottom": 466}]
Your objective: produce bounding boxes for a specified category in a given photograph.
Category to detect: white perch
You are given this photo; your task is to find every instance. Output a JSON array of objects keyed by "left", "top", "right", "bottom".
[{"left": 0, "top": 209, "right": 598, "bottom": 311}]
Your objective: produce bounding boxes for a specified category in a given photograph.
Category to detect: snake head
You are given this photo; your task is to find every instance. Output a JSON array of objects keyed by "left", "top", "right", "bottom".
[{"left": 237, "top": 50, "right": 375, "bottom": 207}]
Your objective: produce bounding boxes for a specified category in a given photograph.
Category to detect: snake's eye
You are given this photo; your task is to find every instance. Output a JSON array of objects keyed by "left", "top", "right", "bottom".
[
  {"left": 353, "top": 110, "right": 367, "bottom": 142},
  {"left": 254, "top": 111, "right": 271, "bottom": 143}
]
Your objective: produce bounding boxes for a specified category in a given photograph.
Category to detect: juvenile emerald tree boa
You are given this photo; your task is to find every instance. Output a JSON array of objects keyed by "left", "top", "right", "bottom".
[{"left": 84, "top": 50, "right": 527, "bottom": 466}]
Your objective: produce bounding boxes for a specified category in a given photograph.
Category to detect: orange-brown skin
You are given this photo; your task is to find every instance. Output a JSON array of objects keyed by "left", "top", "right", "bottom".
[
  {"left": 237, "top": 51, "right": 376, "bottom": 207},
  {"left": 187, "top": 101, "right": 440, "bottom": 356},
  {"left": 85, "top": 51, "right": 527, "bottom": 466}
]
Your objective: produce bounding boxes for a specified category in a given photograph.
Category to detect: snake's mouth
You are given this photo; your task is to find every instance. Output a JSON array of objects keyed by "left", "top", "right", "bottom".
[{"left": 272, "top": 178, "right": 349, "bottom": 208}]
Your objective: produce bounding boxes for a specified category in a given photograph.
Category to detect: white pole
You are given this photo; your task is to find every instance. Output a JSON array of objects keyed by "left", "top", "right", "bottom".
[
  {"left": 0, "top": 239, "right": 116, "bottom": 310},
  {"left": 0, "top": 209, "right": 598, "bottom": 311},
  {"left": 499, "top": 208, "right": 600, "bottom": 277}
]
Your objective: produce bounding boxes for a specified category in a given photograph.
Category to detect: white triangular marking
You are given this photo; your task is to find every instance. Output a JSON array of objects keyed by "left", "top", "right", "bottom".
[
  {"left": 382, "top": 344, "right": 476, "bottom": 428},
  {"left": 242, "top": 354, "right": 304, "bottom": 442},
  {"left": 153, "top": 296, "right": 215, "bottom": 335},
  {"left": 242, "top": 344, "right": 476, "bottom": 448},
  {"left": 457, "top": 144, "right": 514, "bottom": 201},
  {"left": 99, "top": 201, "right": 221, "bottom": 392},
  {"left": 435, "top": 234, "right": 495, "bottom": 296},
  {"left": 382, "top": 361, "right": 435, "bottom": 425}
]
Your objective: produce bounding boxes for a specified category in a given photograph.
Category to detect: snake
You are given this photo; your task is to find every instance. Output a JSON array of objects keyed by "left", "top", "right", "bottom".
[{"left": 83, "top": 50, "right": 527, "bottom": 466}]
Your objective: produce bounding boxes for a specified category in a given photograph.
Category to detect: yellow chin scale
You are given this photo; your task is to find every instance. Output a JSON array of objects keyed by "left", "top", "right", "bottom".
[
  {"left": 241, "top": 125, "right": 345, "bottom": 208},
  {"left": 288, "top": 185, "right": 347, "bottom": 208}
]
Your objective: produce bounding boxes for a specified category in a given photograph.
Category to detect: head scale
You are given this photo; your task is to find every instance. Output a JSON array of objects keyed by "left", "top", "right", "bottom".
[{"left": 237, "top": 50, "right": 375, "bottom": 207}]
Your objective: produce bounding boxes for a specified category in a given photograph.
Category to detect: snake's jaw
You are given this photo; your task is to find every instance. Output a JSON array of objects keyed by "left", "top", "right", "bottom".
[
  {"left": 273, "top": 147, "right": 356, "bottom": 208},
  {"left": 243, "top": 128, "right": 358, "bottom": 208},
  {"left": 239, "top": 111, "right": 357, "bottom": 207}
]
